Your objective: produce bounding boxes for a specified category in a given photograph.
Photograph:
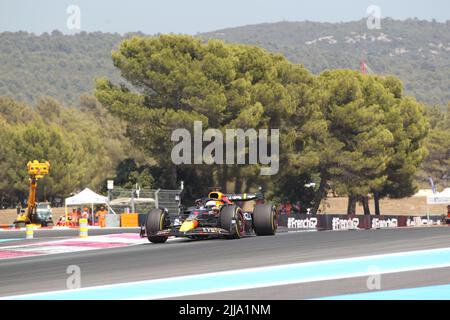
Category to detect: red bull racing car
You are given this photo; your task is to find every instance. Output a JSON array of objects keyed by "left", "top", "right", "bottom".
[{"left": 140, "top": 191, "right": 277, "bottom": 243}]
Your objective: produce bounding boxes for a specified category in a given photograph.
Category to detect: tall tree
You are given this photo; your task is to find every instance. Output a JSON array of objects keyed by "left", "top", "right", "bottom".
[
  {"left": 95, "top": 35, "right": 315, "bottom": 196},
  {"left": 418, "top": 104, "right": 450, "bottom": 190},
  {"left": 312, "top": 70, "right": 395, "bottom": 214},
  {"left": 373, "top": 77, "right": 429, "bottom": 214}
]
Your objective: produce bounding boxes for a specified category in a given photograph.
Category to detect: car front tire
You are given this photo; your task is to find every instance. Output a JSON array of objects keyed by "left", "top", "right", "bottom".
[{"left": 146, "top": 208, "right": 169, "bottom": 243}]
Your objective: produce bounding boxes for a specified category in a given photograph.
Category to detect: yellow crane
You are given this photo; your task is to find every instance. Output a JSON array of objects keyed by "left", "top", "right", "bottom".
[{"left": 14, "top": 160, "right": 53, "bottom": 228}]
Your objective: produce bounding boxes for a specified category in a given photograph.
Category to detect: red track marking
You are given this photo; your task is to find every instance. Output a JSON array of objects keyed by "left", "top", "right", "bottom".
[
  {"left": 0, "top": 233, "right": 147, "bottom": 260},
  {"left": 0, "top": 251, "right": 40, "bottom": 259}
]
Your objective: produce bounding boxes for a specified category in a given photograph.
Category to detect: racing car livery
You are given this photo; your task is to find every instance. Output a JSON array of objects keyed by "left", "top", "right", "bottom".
[{"left": 140, "top": 191, "right": 277, "bottom": 243}]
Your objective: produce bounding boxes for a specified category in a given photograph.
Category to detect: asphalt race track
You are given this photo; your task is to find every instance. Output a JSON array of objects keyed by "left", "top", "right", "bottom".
[{"left": 1, "top": 227, "right": 450, "bottom": 299}]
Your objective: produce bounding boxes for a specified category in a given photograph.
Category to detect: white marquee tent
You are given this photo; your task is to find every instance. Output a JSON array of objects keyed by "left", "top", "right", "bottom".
[
  {"left": 65, "top": 188, "right": 108, "bottom": 206},
  {"left": 65, "top": 188, "right": 111, "bottom": 223}
]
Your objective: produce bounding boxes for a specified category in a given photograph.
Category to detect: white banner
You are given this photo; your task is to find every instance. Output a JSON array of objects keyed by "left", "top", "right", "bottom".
[{"left": 427, "top": 195, "right": 450, "bottom": 204}]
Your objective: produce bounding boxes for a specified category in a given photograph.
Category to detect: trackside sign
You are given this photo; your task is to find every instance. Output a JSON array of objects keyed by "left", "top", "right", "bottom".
[
  {"left": 287, "top": 217, "right": 318, "bottom": 229},
  {"left": 406, "top": 217, "right": 442, "bottom": 227},
  {"left": 281, "top": 214, "right": 443, "bottom": 231},
  {"left": 331, "top": 217, "right": 360, "bottom": 230},
  {"left": 371, "top": 218, "right": 398, "bottom": 229}
]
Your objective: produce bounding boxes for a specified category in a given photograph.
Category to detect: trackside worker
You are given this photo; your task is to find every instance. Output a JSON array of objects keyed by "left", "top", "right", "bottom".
[
  {"left": 56, "top": 215, "right": 66, "bottom": 226},
  {"left": 58, "top": 215, "right": 73, "bottom": 227},
  {"left": 67, "top": 208, "right": 78, "bottom": 226},
  {"left": 69, "top": 208, "right": 79, "bottom": 225},
  {"left": 95, "top": 206, "right": 108, "bottom": 228}
]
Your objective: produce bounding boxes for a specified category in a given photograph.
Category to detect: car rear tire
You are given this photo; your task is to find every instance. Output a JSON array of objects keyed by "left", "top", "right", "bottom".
[
  {"left": 220, "top": 205, "right": 244, "bottom": 239},
  {"left": 146, "top": 208, "right": 169, "bottom": 243},
  {"left": 253, "top": 204, "right": 277, "bottom": 236}
]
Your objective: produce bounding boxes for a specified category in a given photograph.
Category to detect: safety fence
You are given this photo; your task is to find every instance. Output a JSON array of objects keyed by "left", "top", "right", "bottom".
[
  {"left": 105, "top": 188, "right": 182, "bottom": 227},
  {"left": 109, "top": 187, "right": 181, "bottom": 215},
  {"left": 278, "top": 214, "right": 446, "bottom": 231}
]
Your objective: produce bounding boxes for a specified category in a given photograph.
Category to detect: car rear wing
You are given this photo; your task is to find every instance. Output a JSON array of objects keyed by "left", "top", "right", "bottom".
[{"left": 226, "top": 192, "right": 264, "bottom": 202}]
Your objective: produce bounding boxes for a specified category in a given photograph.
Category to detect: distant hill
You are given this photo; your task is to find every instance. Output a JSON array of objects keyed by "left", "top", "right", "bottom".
[
  {"left": 200, "top": 18, "right": 450, "bottom": 106},
  {"left": 1, "top": 19, "right": 450, "bottom": 106},
  {"left": 0, "top": 30, "right": 126, "bottom": 105}
]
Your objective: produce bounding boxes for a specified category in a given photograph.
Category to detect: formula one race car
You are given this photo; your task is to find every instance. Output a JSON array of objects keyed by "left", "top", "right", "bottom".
[{"left": 140, "top": 191, "right": 277, "bottom": 243}]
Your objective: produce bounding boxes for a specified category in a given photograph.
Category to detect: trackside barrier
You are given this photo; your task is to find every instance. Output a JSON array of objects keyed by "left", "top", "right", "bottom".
[
  {"left": 120, "top": 213, "right": 139, "bottom": 227},
  {"left": 79, "top": 218, "right": 88, "bottom": 238},
  {"left": 105, "top": 214, "right": 120, "bottom": 228},
  {"left": 25, "top": 224, "right": 33, "bottom": 239},
  {"left": 281, "top": 214, "right": 445, "bottom": 231}
]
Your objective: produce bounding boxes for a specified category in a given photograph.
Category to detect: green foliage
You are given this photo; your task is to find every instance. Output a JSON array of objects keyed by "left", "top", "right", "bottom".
[
  {"left": 0, "top": 31, "right": 130, "bottom": 105},
  {"left": 114, "top": 158, "right": 155, "bottom": 189},
  {"left": 379, "top": 96, "right": 429, "bottom": 198},
  {"left": 0, "top": 95, "right": 130, "bottom": 206},
  {"left": 417, "top": 105, "right": 450, "bottom": 189},
  {"left": 316, "top": 70, "right": 395, "bottom": 197}
]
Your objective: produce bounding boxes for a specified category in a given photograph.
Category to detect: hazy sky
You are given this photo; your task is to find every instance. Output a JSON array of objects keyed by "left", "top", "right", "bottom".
[{"left": 1, "top": 0, "right": 449, "bottom": 35}]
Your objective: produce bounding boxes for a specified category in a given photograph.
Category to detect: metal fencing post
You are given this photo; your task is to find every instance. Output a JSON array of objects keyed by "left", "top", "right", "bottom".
[
  {"left": 131, "top": 187, "right": 135, "bottom": 213},
  {"left": 107, "top": 180, "right": 114, "bottom": 215},
  {"left": 155, "top": 189, "right": 161, "bottom": 209}
]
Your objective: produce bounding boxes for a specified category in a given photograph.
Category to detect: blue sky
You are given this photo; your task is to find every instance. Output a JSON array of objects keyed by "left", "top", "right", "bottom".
[{"left": 1, "top": 0, "right": 449, "bottom": 35}]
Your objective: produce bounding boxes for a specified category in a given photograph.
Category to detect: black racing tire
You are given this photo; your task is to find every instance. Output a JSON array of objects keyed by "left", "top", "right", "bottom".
[
  {"left": 146, "top": 208, "right": 169, "bottom": 244},
  {"left": 253, "top": 204, "right": 277, "bottom": 236},
  {"left": 220, "top": 205, "right": 244, "bottom": 239}
]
